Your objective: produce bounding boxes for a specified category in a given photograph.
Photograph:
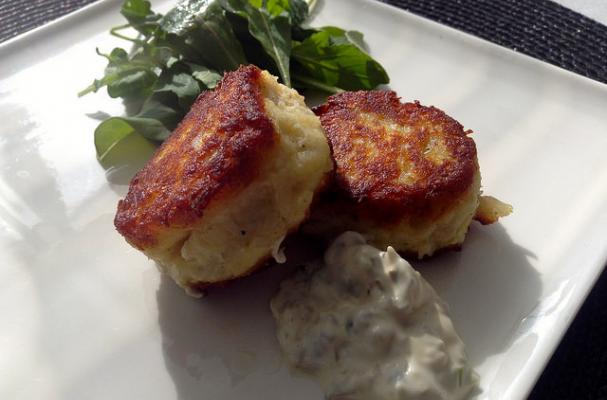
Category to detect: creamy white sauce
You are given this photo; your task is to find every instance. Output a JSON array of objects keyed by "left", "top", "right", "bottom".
[{"left": 271, "top": 232, "right": 479, "bottom": 400}]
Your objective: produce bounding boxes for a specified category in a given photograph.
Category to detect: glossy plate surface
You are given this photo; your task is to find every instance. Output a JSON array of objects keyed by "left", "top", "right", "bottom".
[{"left": 2, "top": 0, "right": 607, "bottom": 399}]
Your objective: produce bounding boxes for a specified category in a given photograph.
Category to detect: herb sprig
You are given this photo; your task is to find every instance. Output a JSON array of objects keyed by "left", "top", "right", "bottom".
[{"left": 81, "top": 0, "right": 389, "bottom": 162}]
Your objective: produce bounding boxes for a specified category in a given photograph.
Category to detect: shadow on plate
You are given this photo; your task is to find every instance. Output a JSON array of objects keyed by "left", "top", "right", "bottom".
[
  {"left": 416, "top": 222, "right": 541, "bottom": 367},
  {"left": 156, "top": 236, "right": 324, "bottom": 400}
]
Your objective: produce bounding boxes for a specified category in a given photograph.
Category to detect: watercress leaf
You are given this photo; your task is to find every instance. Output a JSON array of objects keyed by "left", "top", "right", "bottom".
[
  {"left": 345, "top": 30, "right": 367, "bottom": 51},
  {"left": 292, "top": 26, "right": 317, "bottom": 41},
  {"left": 105, "top": 50, "right": 141, "bottom": 76},
  {"left": 291, "top": 26, "right": 389, "bottom": 90},
  {"left": 125, "top": 45, "right": 168, "bottom": 69},
  {"left": 81, "top": 43, "right": 164, "bottom": 98},
  {"left": 221, "top": 0, "right": 291, "bottom": 86},
  {"left": 103, "top": 115, "right": 172, "bottom": 144},
  {"left": 248, "top": 11, "right": 291, "bottom": 86},
  {"left": 84, "top": 0, "right": 391, "bottom": 166},
  {"left": 107, "top": 47, "right": 129, "bottom": 63},
  {"left": 136, "top": 93, "right": 183, "bottom": 133},
  {"left": 78, "top": 47, "right": 136, "bottom": 96},
  {"left": 121, "top": 0, "right": 161, "bottom": 36},
  {"left": 107, "top": 68, "right": 157, "bottom": 98},
  {"left": 224, "top": 12, "right": 279, "bottom": 74},
  {"left": 288, "top": 0, "right": 308, "bottom": 26},
  {"left": 248, "top": 0, "right": 288, "bottom": 15},
  {"left": 121, "top": 0, "right": 152, "bottom": 20},
  {"left": 315, "top": 27, "right": 366, "bottom": 51},
  {"left": 78, "top": 77, "right": 107, "bottom": 97},
  {"left": 124, "top": 116, "right": 173, "bottom": 141},
  {"left": 161, "top": 0, "right": 246, "bottom": 71},
  {"left": 95, "top": 117, "right": 137, "bottom": 161},
  {"left": 157, "top": 72, "right": 200, "bottom": 108},
  {"left": 313, "top": 25, "right": 345, "bottom": 41},
  {"left": 154, "top": 63, "right": 201, "bottom": 108},
  {"left": 166, "top": 56, "right": 181, "bottom": 68},
  {"left": 187, "top": 63, "right": 222, "bottom": 88},
  {"left": 248, "top": 0, "right": 307, "bottom": 24},
  {"left": 292, "top": 72, "right": 343, "bottom": 94},
  {"left": 149, "top": 46, "right": 175, "bottom": 66},
  {"left": 94, "top": 117, "right": 158, "bottom": 163},
  {"left": 160, "top": 0, "right": 213, "bottom": 34},
  {"left": 97, "top": 131, "right": 157, "bottom": 181}
]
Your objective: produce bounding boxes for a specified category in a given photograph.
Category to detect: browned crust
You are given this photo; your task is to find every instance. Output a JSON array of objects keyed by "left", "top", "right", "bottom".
[
  {"left": 314, "top": 90, "right": 478, "bottom": 223},
  {"left": 115, "top": 65, "right": 276, "bottom": 249}
]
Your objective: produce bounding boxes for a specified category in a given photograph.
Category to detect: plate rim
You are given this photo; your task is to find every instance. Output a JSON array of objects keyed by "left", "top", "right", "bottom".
[{"left": 2, "top": 0, "right": 607, "bottom": 399}]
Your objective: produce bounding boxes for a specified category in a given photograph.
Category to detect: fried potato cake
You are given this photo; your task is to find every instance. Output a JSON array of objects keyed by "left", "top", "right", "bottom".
[
  {"left": 115, "top": 65, "right": 333, "bottom": 295},
  {"left": 307, "top": 90, "right": 509, "bottom": 258}
]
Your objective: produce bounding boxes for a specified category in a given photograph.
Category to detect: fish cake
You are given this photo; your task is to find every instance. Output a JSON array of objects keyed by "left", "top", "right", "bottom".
[
  {"left": 308, "top": 90, "right": 504, "bottom": 258},
  {"left": 115, "top": 65, "right": 333, "bottom": 295}
]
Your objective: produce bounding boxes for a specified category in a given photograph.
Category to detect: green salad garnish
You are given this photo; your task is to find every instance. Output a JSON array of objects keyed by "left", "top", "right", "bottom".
[{"left": 80, "top": 0, "right": 389, "bottom": 162}]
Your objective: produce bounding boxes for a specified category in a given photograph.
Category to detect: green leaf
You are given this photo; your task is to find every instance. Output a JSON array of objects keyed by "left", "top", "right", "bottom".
[
  {"left": 83, "top": 0, "right": 390, "bottom": 169},
  {"left": 94, "top": 117, "right": 159, "bottom": 162},
  {"left": 160, "top": 0, "right": 213, "bottom": 34},
  {"left": 136, "top": 95, "right": 182, "bottom": 136},
  {"left": 78, "top": 46, "right": 160, "bottom": 98},
  {"left": 94, "top": 117, "right": 158, "bottom": 174},
  {"left": 147, "top": 46, "right": 175, "bottom": 66},
  {"left": 156, "top": 72, "right": 200, "bottom": 105},
  {"left": 248, "top": 0, "right": 287, "bottom": 15},
  {"left": 121, "top": 0, "right": 152, "bottom": 20},
  {"left": 221, "top": 0, "right": 291, "bottom": 86},
  {"left": 105, "top": 47, "right": 129, "bottom": 63},
  {"left": 344, "top": 30, "right": 366, "bottom": 51},
  {"left": 120, "top": 0, "right": 161, "bottom": 36},
  {"left": 247, "top": 0, "right": 308, "bottom": 24},
  {"left": 161, "top": 0, "right": 247, "bottom": 71},
  {"left": 291, "top": 26, "right": 389, "bottom": 91},
  {"left": 292, "top": 72, "right": 343, "bottom": 94},
  {"left": 127, "top": 117, "right": 173, "bottom": 141},
  {"left": 292, "top": 26, "right": 317, "bottom": 41},
  {"left": 105, "top": 116, "right": 172, "bottom": 144},
  {"left": 187, "top": 63, "right": 222, "bottom": 88},
  {"left": 107, "top": 69, "right": 157, "bottom": 98},
  {"left": 154, "top": 62, "right": 202, "bottom": 108},
  {"left": 288, "top": 0, "right": 309, "bottom": 26},
  {"left": 79, "top": 48, "right": 128, "bottom": 96},
  {"left": 224, "top": 11, "right": 280, "bottom": 74}
]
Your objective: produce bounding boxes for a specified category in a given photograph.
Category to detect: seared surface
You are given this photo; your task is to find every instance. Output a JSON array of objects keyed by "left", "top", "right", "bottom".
[
  {"left": 115, "top": 65, "right": 275, "bottom": 249},
  {"left": 314, "top": 90, "right": 478, "bottom": 223},
  {"left": 114, "top": 65, "right": 333, "bottom": 292}
]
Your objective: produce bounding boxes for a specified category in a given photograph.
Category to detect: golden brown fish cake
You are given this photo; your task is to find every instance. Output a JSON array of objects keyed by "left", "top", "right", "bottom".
[
  {"left": 307, "top": 90, "right": 486, "bottom": 257},
  {"left": 115, "top": 65, "right": 333, "bottom": 295},
  {"left": 116, "top": 65, "right": 275, "bottom": 249}
]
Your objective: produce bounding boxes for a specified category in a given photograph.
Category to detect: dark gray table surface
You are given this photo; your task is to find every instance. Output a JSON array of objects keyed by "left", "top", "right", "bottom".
[{"left": 1, "top": 0, "right": 606, "bottom": 399}]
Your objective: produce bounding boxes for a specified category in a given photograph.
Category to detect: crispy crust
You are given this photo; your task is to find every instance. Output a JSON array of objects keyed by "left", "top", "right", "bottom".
[
  {"left": 115, "top": 65, "right": 276, "bottom": 249},
  {"left": 314, "top": 90, "right": 478, "bottom": 223}
]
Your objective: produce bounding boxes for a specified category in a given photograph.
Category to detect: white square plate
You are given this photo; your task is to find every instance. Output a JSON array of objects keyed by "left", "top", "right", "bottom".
[{"left": 2, "top": 0, "right": 607, "bottom": 399}]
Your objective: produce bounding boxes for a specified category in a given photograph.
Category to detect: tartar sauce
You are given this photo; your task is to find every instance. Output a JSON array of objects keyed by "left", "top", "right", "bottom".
[{"left": 271, "top": 232, "right": 479, "bottom": 400}]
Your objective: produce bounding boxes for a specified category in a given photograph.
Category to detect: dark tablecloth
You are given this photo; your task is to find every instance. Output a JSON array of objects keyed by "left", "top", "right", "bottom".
[{"left": 1, "top": 0, "right": 606, "bottom": 398}]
